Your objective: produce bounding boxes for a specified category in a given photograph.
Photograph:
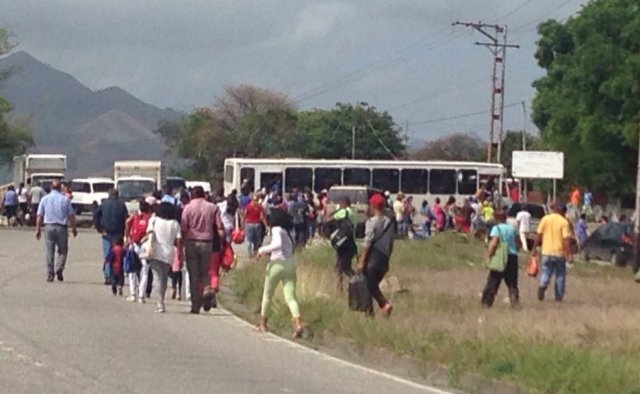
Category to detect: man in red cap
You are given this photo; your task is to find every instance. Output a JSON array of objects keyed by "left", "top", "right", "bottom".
[{"left": 357, "top": 193, "right": 395, "bottom": 317}]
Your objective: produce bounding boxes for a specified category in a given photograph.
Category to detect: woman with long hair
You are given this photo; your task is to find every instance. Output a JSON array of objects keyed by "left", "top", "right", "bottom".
[{"left": 255, "top": 207, "right": 303, "bottom": 338}]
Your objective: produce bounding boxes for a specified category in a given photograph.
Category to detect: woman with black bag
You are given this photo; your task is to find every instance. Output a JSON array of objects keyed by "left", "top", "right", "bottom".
[{"left": 357, "top": 193, "right": 395, "bottom": 317}]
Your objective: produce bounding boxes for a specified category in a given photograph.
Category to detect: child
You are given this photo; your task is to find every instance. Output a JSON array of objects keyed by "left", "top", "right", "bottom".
[
  {"left": 105, "top": 236, "right": 125, "bottom": 296},
  {"left": 576, "top": 214, "right": 588, "bottom": 250}
]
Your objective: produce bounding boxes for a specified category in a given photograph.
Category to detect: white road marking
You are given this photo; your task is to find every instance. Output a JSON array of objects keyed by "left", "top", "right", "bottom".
[{"left": 220, "top": 306, "right": 454, "bottom": 394}]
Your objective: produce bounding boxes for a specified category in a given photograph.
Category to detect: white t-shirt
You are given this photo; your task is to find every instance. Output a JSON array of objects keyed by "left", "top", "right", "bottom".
[
  {"left": 393, "top": 200, "right": 404, "bottom": 221},
  {"left": 147, "top": 216, "right": 182, "bottom": 264},
  {"left": 18, "top": 187, "right": 29, "bottom": 204},
  {"left": 217, "top": 201, "right": 235, "bottom": 237},
  {"left": 258, "top": 226, "right": 293, "bottom": 261},
  {"left": 515, "top": 210, "right": 531, "bottom": 234}
]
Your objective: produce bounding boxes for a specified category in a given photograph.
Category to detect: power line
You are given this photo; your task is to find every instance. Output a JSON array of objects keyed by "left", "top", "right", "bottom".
[
  {"left": 510, "top": 0, "right": 576, "bottom": 32},
  {"left": 387, "top": 77, "right": 489, "bottom": 112},
  {"left": 293, "top": 26, "right": 460, "bottom": 103},
  {"left": 493, "top": 0, "right": 538, "bottom": 22},
  {"left": 409, "top": 101, "right": 522, "bottom": 126}
]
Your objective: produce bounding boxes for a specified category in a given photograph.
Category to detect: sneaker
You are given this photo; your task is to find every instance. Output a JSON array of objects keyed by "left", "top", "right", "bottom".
[
  {"left": 156, "top": 303, "right": 166, "bottom": 313},
  {"left": 47, "top": 275, "right": 54, "bottom": 283},
  {"left": 126, "top": 295, "right": 137, "bottom": 302},
  {"left": 56, "top": 271, "right": 64, "bottom": 282},
  {"left": 537, "top": 287, "right": 545, "bottom": 301},
  {"left": 138, "top": 297, "right": 146, "bottom": 304}
]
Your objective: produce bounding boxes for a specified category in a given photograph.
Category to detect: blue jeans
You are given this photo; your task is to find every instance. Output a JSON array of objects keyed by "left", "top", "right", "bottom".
[
  {"left": 245, "top": 223, "right": 262, "bottom": 254},
  {"left": 539, "top": 255, "right": 567, "bottom": 301},
  {"left": 102, "top": 235, "right": 112, "bottom": 280}
]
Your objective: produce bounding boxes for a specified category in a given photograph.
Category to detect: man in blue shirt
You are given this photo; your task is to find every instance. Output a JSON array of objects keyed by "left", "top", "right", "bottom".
[
  {"left": 35, "top": 181, "right": 77, "bottom": 282},
  {"left": 2, "top": 185, "right": 19, "bottom": 225}
]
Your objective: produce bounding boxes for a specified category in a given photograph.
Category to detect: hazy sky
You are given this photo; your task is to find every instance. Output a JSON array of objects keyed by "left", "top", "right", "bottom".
[{"left": 0, "top": 0, "right": 588, "bottom": 141}]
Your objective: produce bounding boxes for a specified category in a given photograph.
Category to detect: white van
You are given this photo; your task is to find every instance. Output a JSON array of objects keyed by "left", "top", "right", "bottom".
[{"left": 71, "top": 177, "right": 115, "bottom": 214}]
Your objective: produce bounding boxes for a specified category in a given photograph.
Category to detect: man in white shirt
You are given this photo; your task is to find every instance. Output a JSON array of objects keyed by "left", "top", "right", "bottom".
[{"left": 515, "top": 206, "right": 532, "bottom": 252}]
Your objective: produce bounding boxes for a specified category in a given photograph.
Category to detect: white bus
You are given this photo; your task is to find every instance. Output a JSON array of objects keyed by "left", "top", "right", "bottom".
[{"left": 223, "top": 158, "right": 506, "bottom": 205}]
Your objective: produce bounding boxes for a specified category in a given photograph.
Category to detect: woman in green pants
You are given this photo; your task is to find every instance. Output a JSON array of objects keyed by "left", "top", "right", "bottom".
[{"left": 256, "top": 208, "right": 303, "bottom": 338}]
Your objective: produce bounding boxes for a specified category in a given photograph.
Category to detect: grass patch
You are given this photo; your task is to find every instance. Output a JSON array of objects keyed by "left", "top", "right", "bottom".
[{"left": 226, "top": 233, "right": 640, "bottom": 394}]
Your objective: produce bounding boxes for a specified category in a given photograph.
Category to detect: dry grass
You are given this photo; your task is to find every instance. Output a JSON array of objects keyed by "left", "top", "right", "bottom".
[{"left": 227, "top": 232, "right": 640, "bottom": 394}]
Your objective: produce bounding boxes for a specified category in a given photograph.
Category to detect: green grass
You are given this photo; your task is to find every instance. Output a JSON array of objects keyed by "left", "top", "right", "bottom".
[{"left": 226, "top": 233, "right": 640, "bottom": 394}]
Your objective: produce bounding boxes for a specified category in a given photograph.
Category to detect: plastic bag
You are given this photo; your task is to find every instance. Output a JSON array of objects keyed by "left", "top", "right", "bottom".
[{"left": 527, "top": 255, "right": 539, "bottom": 277}]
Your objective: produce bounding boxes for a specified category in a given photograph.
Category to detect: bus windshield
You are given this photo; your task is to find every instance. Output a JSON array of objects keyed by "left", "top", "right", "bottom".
[{"left": 117, "top": 180, "right": 155, "bottom": 200}]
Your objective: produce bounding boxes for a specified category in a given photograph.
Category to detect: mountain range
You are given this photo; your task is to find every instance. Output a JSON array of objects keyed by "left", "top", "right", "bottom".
[{"left": 0, "top": 51, "right": 182, "bottom": 180}]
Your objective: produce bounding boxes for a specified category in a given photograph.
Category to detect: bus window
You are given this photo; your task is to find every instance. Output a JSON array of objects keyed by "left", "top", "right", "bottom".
[
  {"left": 372, "top": 169, "right": 400, "bottom": 193},
  {"left": 401, "top": 169, "right": 428, "bottom": 194},
  {"left": 224, "top": 165, "right": 234, "bottom": 183},
  {"left": 240, "top": 167, "right": 255, "bottom": 191},
  {"left": 429, "top": 169, "right": 456, "bottom": 195},
  {"left": 284, "top": 168, "right": 313, "bottom": 192},
  {"left": 260, "top": 172, "right": 282, "bottom": 192},
  {"left": 343, "top": 168, "right": 371, "bottom": 186},
  {"left": 457, "top": 170, "right": 478, "bottom": 195},
  {"left": 314, "top": 168, "right": 342, "bottom": 192}
]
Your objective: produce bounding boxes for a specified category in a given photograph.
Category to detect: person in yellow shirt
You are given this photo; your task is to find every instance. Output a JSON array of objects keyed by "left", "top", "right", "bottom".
[{"left": 532, "top": 204, "right": 573, "bottom": 302}]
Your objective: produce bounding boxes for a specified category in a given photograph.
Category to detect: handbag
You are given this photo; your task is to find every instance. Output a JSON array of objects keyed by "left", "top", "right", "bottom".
[
  {"left": 489, "top": 225, "right": 508, "bottom": 272},
  {"left": 348, "top": 273, "right": 372, "bottom": 312},
  {"left": 231, "top": 211, "right": 245, "bottom": 244},
  {"left": 138, "top": 217, "right": 155, "bottom": 260},
  {"left": 526, "top": 255, "right": 539, "bottom": 277}
]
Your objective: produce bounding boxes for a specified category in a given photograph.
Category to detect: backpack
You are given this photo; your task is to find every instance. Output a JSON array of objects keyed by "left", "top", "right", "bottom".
[
  {"left": 330, "top": 210, "right": 355, "bottom": 251},
  {"left": 129, "top": 213, "right": 149, "bottom": 244}
]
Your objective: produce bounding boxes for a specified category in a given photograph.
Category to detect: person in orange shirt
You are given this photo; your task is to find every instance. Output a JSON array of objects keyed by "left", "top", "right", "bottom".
[{"left": 569, "top": 187, "right": 581, "bottom": 206}]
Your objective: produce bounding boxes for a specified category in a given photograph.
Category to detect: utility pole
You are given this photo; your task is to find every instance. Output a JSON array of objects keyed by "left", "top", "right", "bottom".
[
  {"left": 522, "top": 101, "right": 527, "bottom": 203},
  {"left": 453, "top": 21, "right": 519, "bottom": 163},
  {"left": 351, "top": 125, "right": 356, "bottom": 160},
  {"left": 634, "top": 99, "right": 640, "bottom": 275}
]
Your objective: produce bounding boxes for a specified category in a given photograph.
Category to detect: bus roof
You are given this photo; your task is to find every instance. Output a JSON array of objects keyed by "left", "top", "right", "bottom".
[{"left": 224, "top": 158, "right": 504, "bottom": 170}]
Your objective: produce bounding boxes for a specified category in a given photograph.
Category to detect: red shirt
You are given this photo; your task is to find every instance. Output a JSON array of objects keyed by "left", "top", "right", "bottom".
[
  {"left": 245, "top": 203, "right": 264, "bottom": 224},
  {"left": 180, "top": 198, "right": 223, "bottom": 241}
]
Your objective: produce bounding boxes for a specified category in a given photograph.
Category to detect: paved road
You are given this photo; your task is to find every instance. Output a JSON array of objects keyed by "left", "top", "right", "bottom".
[{"left": 0, "top": 229, "right": 451, "bottom": 394}]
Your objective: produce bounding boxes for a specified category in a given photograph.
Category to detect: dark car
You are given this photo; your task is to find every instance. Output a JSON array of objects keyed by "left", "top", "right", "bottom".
[{"left": 581, "top": 222, "right": 634, "bottom": 266}]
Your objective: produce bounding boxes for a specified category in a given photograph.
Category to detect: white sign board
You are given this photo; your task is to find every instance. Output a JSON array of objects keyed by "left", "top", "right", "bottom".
[{"left": 512, "top": 151, "right": 564, "bottom": 179}]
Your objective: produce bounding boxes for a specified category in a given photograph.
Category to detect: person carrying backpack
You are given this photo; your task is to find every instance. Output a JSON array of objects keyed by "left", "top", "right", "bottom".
[{"left": 331, "top": 197, "right": 357, "bottom": 291}]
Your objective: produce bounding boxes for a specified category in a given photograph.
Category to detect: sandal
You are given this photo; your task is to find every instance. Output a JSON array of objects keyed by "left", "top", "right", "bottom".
[
  {"left": 293, "top": 325, "right": 304, "bottom": 339},
  {"left": 254, "top": 324, "right": 268, "bottom": 333},
  {"left": 381, "top": 303, "right": 393, "bottom": 318}
]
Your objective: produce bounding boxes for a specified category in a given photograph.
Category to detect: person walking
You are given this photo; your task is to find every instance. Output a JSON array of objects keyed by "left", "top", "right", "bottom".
[
  {"left": 244, "top": 194, "right": 266, "bottom": 257},
  {"left": 393, "top": 192, "right": 406, "bottom": 236},
  {"left": 29, "top": 181, "right": 46, "bottom": 226},
  {"left": 17, "top": 182, "right": 30, "bottom": 226},
  {"left": 124, "top": 199, "right": 152, "bottom": 302},
  {"left": 146, "top": 202, "right": 182, "bottom": 313},
  {"left": 94, "top": 189, "right": 128, "bottom": 284},
  {"left": 515, "top": 205, "right": 532, "bottom": 252},
  {"left": 104, "top": 236, "right": 125, "bottom": 296},
  {"left": 432, "top": 197, "right": 445, "bottom": 233},
  {"left": 420, "top": 200, "right": 433, "bottom": 237},
  {"left": 357, "top": 194, "right": 395, "bottom": 317},
  {"left": 290, "top": 193, "right": 309, "bottom": 247},
  {"left": 332, "top": 197, "right": 357, "bottom": 291},
  {"left": 481, "top": 211, "right": 521, "bottom": 308},
  {"left": 35, "top": 180, "right": 78, "bottom": 282},
  {"left": 1, "top": 185, "right": 19, "bottom": 226},
  {"left": 255, "top": 207, "right": 303, "bottom": 338},
  {"left": 181, "top": 186, "right": 224, "bottom": 314},
  {"left": 532, "top": 204, "right": 573, "bottom": 302}
]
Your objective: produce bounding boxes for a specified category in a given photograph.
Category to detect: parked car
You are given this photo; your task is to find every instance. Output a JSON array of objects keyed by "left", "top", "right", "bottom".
[
  {"left": 581, "top": 222, "right": 634, "bottom": 266},
  {"left": 70, "top": 178, "right": 114, "bottom": 214}
]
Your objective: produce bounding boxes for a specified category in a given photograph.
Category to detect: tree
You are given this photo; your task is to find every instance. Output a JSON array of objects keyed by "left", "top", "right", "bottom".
[
  {"left": 156, "top": 85, "right": 301, "bottom": 183},
  {"left": 298, "top": 102, "right": 406, "bottom": 160},
  {"left": 411, "top": 132, "right": 485, "bottom": 161},
  {"left": 531, "top": 0, "right": 640, "bottom": 195},
  {"left": 0, "top": 28, "right": 32, "bottom": 164}
]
